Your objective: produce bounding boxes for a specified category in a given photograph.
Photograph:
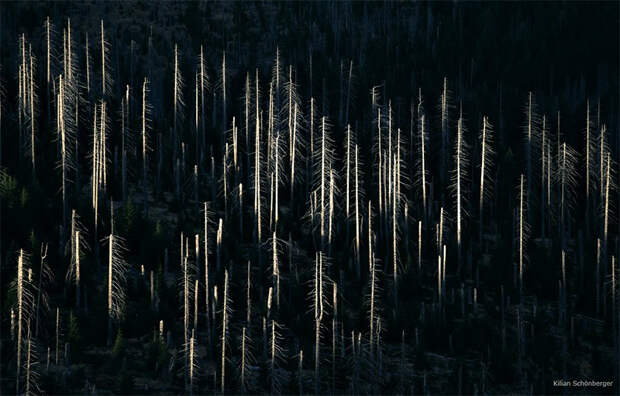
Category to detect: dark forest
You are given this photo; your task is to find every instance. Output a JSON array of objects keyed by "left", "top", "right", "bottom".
[{"left": 0, "top": 1, "right": 619, "bottom": 395}]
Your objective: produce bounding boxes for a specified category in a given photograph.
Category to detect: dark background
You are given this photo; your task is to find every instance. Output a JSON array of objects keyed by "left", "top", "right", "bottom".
[{"left": 1, "top": 1, "right": 619, "bottom": 395}]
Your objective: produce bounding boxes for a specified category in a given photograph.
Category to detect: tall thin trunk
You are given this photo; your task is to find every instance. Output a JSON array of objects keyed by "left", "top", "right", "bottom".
[
  {"left": 438, "top": 255, "right": 442, "bottom": 306},
  {"left": 314, "top": 252, "right": 323, "bottom": 395},
  {"left": 320, "top": 116, "right": 326, "bottom": 252},
  {"left": 418, "top": 220, "right": 422, "bottom": 273},
  {"left": 595, "top": 238, "right": 601, "bottom": 317},
  {"left": 121, "top": 88, "right": 127, "bottom": 201},
  {"left": 388, "top": 102, "right": 393, "bottom": 212},
  {"left": 92, "top": 106, "right": 99, "bottom": 262},
  {"left": 346, "top": 125, "right": 351, "bottom": 222},
  {"left": 272, "top": 231, "right": 279, "bottom": 311},
  {"left": 355, "top": 144, "right": 360, "bottom": 279},
  {"left": 345, "top": 60, "right": 353, "bottom": 124},
  {"left": 203, "top": 201, "right": 211, "bottom": 350},
  {"left": 35, "top": 243, "right": 48, "bottom": 337},
  {"left": 587, "top": 100, "right": 591, "bottom": 196},
  {"left": 519, "top": 175, "right": 525, "bottom": 300},
  {"left": 59, "top": 76, "right": 68, "bottom": 241},
  {"left": 541, "top": 116, "right": 546, "bottom": 238},
  {"left": 328, "top": 170, "right": 334, "bottom": 255},
  {"left": 526, "top": 93, "right": 533, "bottom": 222},
  {"left": 217, "top": 218, "right": 223, "bottom": 271},
  {"left": 183, "top": 250, "right": 189, "bottom": 385},
  {"left": 29, "top": 45, "right": 35, "bottom": 178},
  {"left": 275, "top": 133, "right": 279, "bottom": 227},
  {"left": 254, "top": 70, "right": 262, "bottom": 248},
  {"left": 16, "top": 250, "right": 26, "bottom": 393},
  {"left": 377, "top": 108, "right": 383, "bottom": 216},
  {"left": 195, "top": 73, "right": 200, "bottom": 166},
  {"left": 241, "top": 326, "right": 247, "bottom": 393},
  {"left": 200, "top": 45, "right": 206, "bottom": 166},
  {"left": 107, "top": 234, "right": 114, "bottom": 344},
  {"left": 100, "top": 101, "right": 107, "bottom": 192},
  {"left": 270, "top": 320, "right": 278, "bottom": 395},
  {"left": 370, "top": 250, "right": 377, "bottom": 358},
  {"left": 308, "top": 98, "right": 315, "bottom": 199},
  {"left": 291, "top": 103, "right": 298, "bottom": 206},
  {"left": 142, "top": 78, "right": 149, "bottom": 215},
  {"left": 173, "top": 44, "right": 179, "bottom": 170},
  {"left": 26, "top": 325, "right": 32, "bottom": 395},
  {"left": 479, "top": 116, "right": 487, "bottom": 244},
  {"left": 603, "top": 153, "right": 610, "bottom": 246},
  {"left": 75, "top": 231, "right": 80, "bottom": 307},
  {"left": 194, "top": 278, "right": 199, "bottom": 332},
  {"left": 222, "top": 51, "right": 227, "bottom": 129},
  {"left": 221, "top": 270, "right": 229, "bottom": 393},
  {"left": 600, "top": 125, "right": 607, "bottom": 209},
  {"left": 189, "top": 335, "right": 195, "bottom": 395},
  {"left": 100, "top": 20, "right": 105, "bottom": 95},
  {"left": 441, "top": 77, "right": 449, "bottom": 191},
  {"left": 392, "top": 155, "right": 398, "bottom": 311},
  {"left": 456, "top": 117, "right": 463, "bottom": 272}
]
